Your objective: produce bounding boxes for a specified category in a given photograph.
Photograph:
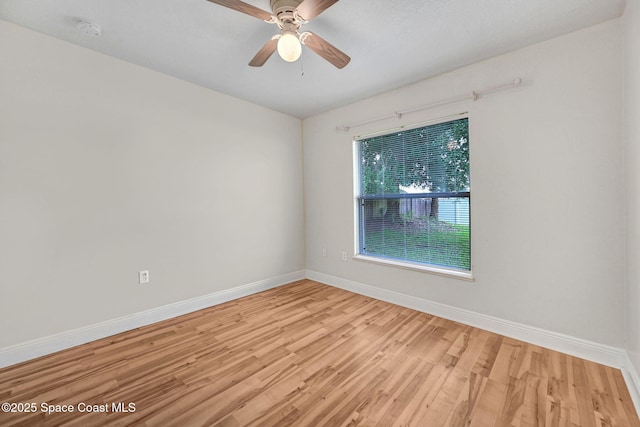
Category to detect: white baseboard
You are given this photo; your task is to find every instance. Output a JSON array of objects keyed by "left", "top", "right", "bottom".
[
  {"left": 622, "top": 352, "right": 640, "bottom": 417},
  {"left": 306, "top": 270, "right": 626, "bottom": 369},
  {"left": 0, "top": 270, "right": 306, "bottom": 369}
]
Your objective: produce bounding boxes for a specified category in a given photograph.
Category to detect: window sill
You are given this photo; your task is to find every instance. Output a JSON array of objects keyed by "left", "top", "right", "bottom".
[{"left": 352, "top": 254, "right": 474, "bottom": 282}]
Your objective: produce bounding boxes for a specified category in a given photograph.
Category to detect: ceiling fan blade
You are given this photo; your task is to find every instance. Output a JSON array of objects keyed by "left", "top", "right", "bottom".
[
  {"left": 295, "top": 0, "right": 339, "bottom": 21},
  {"left": 249, "top": 37, "right": 278, "bottom": 67},
  {"left": 301, "top": 32, "right": 350, "bottom": 69},
  {"left": 205, "top": 0, "right": 273, "bottom": 21}
]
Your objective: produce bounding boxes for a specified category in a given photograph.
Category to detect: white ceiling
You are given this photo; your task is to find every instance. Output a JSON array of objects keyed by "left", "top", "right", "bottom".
[{"left": 0, "top": 0, "right": 626, "bottom": 118}]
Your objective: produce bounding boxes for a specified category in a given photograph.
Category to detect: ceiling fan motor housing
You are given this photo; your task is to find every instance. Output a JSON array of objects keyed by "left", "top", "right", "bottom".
[{"left": 270, "top": 0, "right": 303, "bottom": 20}]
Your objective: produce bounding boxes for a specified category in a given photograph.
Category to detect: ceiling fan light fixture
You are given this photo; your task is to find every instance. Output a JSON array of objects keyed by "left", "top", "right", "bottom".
[{"left": 277, "top": 32, "right": 302, "bottom": 62}]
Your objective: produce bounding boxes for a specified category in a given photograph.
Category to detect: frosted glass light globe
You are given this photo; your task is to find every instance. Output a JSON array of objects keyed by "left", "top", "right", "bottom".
[{"left": 277, "top": 32, "right": 302, "bottom": 62}]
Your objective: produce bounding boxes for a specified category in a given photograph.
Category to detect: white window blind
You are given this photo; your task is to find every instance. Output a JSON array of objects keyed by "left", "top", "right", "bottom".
[{"left": 355, "top": 117, "right": 470, "bottom": 271}]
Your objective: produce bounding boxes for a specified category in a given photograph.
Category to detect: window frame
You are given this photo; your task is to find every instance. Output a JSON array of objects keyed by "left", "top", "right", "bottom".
[{"left": 352, "top": 116, "right": 473, "bottom": 281}]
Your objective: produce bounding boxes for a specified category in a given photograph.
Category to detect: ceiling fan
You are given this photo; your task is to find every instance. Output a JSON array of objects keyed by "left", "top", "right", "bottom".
[{"left": 206, "top": 0, "right": 350, "bottom": 68}]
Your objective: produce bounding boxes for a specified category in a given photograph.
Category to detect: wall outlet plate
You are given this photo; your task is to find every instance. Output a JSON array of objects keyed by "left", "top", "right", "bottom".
[{"left": 139, "top": 270, "right": 149, "bottom": 284}]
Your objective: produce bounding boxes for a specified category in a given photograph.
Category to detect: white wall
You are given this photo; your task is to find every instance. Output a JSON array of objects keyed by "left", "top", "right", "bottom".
[
  {"left": 625, "top": 1, "right": 640, "bottom": 375},
  {"left": 304, "top": 20, "right": 625, "bottom": 347},
  {"left": 0, "top": 20, "right": 304, "bottom": 347}
]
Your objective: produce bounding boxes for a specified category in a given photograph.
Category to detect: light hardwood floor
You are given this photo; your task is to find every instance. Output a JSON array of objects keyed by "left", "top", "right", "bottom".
[{"left": 0, "top": 280, "right": 638, "bottom": 426}]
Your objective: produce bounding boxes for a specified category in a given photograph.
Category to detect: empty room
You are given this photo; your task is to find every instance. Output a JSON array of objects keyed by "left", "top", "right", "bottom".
[{"left": 1, "top": 0, "right": 640, "bottom": 425}]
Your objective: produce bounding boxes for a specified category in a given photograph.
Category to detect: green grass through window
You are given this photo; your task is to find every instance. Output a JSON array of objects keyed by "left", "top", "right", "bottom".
[{"left": 363, "top": 221, "right": 470, "bottom": 270}]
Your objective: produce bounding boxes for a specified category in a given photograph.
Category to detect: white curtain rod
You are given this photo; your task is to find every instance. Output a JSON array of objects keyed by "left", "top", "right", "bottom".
[{"left": 337, "top": 78, "right": 522, "bottom": 132}]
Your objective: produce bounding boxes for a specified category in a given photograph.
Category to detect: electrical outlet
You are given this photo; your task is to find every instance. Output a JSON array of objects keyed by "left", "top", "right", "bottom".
[
  {"left": 322, "top": 247, "right": 327, "bottom": 257},
  {"left": 139, "top": 270, "right": 149, "bottom": 284},
  {"left": 341, "top": 251, "right": 348, "bottom": 261}
]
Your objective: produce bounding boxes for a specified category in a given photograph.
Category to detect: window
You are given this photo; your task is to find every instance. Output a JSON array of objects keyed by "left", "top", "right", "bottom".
[{"left": 354, "top": 117, "right": 470, "bottom": 276}]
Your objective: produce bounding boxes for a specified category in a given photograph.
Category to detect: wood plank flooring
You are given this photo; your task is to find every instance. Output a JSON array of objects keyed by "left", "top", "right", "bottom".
[{"left": 0, "top": 279, "right": 638, "bottom": 426}]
